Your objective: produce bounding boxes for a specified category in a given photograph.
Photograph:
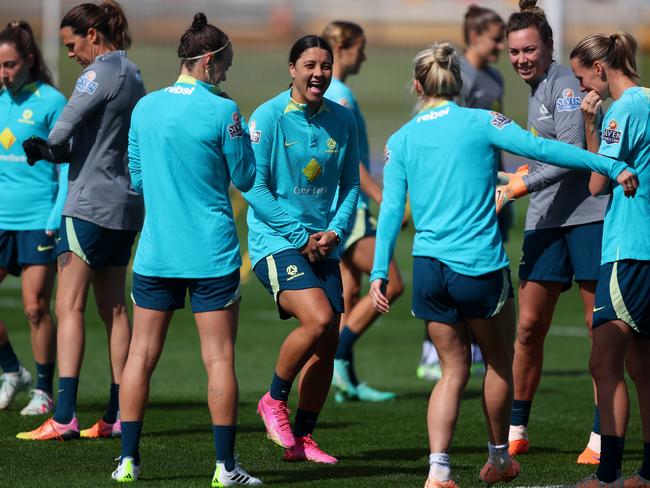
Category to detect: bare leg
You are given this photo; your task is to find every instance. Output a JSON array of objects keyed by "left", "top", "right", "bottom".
[
  {"left": 54, "top": 252, "right": 93, "bottom": 377},
  {"left": 21, "top": 264, "right": 56, "bottom": 365},
  {"left": 626, "top": 336, "right": 650, "bottom": 442},
  {"left": 512, "top": 280, "right": 563, "bottom": 401},
  {"left": 119, "top": 306, "right": 173, "bottom": 422},
  {"left": 195, "top": 303, "right": 239, "bottom": 425},
  {"left": 426, "top": 320, "right": 470, "bottom": 453},
  {"left": 92, "top": 266, "right": 131, "bottom": 384},
  {"left": 274, "top": 288, "right": 334, "bottom": 381},
  {"left": 468, "top": 299, "right": 516, "bottom": 445},
  {"left": 297, "top": 315, "right": 339, "bottom": 413}
]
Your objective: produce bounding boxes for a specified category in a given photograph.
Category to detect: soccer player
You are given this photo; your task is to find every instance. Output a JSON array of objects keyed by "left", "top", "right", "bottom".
[
  {"left": 503, "top": 0, "right": 608, "bottom": 462},
  {"left": 321, "top": 20, "right": 403, "bottom": 403},
  {"left": 110, "top": 14, "right": 261, "bottom": 486},
  {"left": 570, "top": 32, "right": 650, "bottom": 488},
  {"left": 243, "top": 35, "right": 360, "bottom": 464},
  {"left": 18, "top": 0, "right": 145, "bottom": 440},
  {"left": 368, "top": 41, "right": 636, "bottom": 488},
  {"left": 417, "top": 4, "right": 507, "bottom": 382},
  {"left": 0, "top": 20, "right": 67, "bottom": 415}
]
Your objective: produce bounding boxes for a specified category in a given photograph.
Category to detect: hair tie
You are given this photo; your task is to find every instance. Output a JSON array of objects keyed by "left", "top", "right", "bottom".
[{"left": 609, "top": 34, "right": 616, "bottom": 44}]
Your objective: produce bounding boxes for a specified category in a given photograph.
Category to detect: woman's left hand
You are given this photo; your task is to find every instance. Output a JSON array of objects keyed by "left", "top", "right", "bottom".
[
  {"left": 616, "top": 169, "right": 639, "bottom": 197},
  {"left": 316, "top": 231, "right": 339, "bottom": 257}
]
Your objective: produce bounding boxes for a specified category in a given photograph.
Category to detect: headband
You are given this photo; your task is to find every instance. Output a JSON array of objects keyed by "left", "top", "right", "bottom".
[{"left": 181, "top": 41, "right": 230, "bottom": 60}]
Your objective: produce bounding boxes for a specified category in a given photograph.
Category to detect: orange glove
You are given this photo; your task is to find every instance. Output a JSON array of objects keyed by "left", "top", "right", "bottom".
[{"left": 495, "top": 165, "right": 529, "bottom": 214}]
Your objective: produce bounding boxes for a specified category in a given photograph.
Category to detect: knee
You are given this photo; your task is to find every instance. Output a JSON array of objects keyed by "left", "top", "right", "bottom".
[
  {"left": 441, "top": 364, "right": 470, "bottom": 389},
  {"left": 24, "top": 305, "right": 46, "bottom": 327},
  {"left": 589, "top": 354, "right": 614, "bottom": 384},
  {"left": 301, "top": 309, "right": 334, "bottom": 340},
  {"left": 515, "top": 315, "right": 547, "bottom": 348}
]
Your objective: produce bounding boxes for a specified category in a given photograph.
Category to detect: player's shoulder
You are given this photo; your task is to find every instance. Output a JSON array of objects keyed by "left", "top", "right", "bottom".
[
  {"left": 324, "top": 96, "right": 355, "bottom": 124},
  {"left": 33, "top": 82, "right": 67, "bottom": 108},
  {"left": 326, "top": 78, "right": 356, "bottom": 108},
  {"left": 547, "top": 61, "right": 581, "bottom": 94}
]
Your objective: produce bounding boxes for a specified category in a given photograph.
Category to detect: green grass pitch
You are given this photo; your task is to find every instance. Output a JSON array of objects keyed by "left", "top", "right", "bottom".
[{"left": 0, "top": 45, "right": 647, "bottom": 486}]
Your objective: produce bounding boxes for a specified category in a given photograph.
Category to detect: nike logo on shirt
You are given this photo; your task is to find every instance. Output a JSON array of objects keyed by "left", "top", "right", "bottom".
[
  {"left": 593, "top": 306, "right": 606, "bottom": 312},
  {"left": 284, "top": 141, "right": 298, "bottom": 147},
  {"left": 37, "top": 245, "right": 54, "bottom": 252}
]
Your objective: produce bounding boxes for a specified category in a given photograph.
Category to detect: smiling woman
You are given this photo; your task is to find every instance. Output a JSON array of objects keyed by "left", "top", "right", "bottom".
[{"left": 242, "top": 34, "right": 360, "bottom": 467}]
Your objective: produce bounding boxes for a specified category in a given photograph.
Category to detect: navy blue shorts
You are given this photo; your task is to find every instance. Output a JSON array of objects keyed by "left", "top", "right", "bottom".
[
  {"left": 58, "top": 216, "right": 137, "bottom": 269},
  {"left": 519, "top": 222, "right": 603, "bottom": 289},
  {"left": 342, "top": 208, "right": 377, "bottom": 253},
  {"left": 132, "top": 270, "right": 240, "bottom": 313},
  {"left": 593, "top": 260, "right": 650, "bottom": 338},
  {"left": 0, "top": 230, "right": 56, "bottom": 276},
  {"left": 254, "top": 248, "right": 343, "bottom": 320},
  {"left": 412, "top": 256, "right": 514, "bottom": 324}
]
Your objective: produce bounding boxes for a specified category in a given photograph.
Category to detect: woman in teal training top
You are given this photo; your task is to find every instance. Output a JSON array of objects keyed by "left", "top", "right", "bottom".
[
  {"left": 0, "top": 20, "right": 67, "bottom": 416},
  {"left": 112, "top": 14, "right": 261, "bottom": 487},
  {"left": 369, "top": 42, "right": 637, "bottom": 488},
  {"left": 571, "top": 31, "right": 650, "bottom": 488},
  {"left": 244, "top": 35, "right": 360, "bottom": 465},
  {"left": 321, "top": 20, "right": 404, "bottom": 404}
]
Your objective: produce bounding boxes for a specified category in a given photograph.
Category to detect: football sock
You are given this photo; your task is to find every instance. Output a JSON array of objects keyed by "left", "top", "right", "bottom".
[
  {"left": 270, "top": 373, "right": 292, "bottom": 402},
  {"left": 213, "top": 424, "right": 236, "bottom": 471},
  {"left": 597, "top": 435, "right": 624, "bottom": 482},
  {"left": 510, "top": 399, "right": 532, "bottom": 427},
  {"left": 428, "top": 453, "right": 451, "bottom": 481},
  {"left": 53, "top": 377, "right": 78, "bottom": 424},
  {"left": 639, "top": 442, "right": 650, "bottom": 480},
  {"left": 0, "top": 341, "right": 20, "bottom": 373},
  {"left": 592, "top": 405, "right": 601, "bottom": 435},
  {"left": 335, "top": 326, "right": 358, "bottom": 361},
  {"left": 587, "top": 431, "right": 601, "bottom": 453},
  {"left": 294, "top": 409, "right": 319, "bottom": 438},
  {"left": 121, "top": 421, "right": 143, "bottom": 465},
  {"left": 488, "top": 443, "right": 510, "bottom": 470},
  {"left": 103, "top": 383, "right": 119, "bottom": 423},
  {"left": 35, "top": 362, "right": 55, "bottom": 395}
]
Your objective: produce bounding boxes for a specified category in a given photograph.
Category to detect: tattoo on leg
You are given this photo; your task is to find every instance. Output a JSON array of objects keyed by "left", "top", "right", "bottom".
[{"left": 57, "top": 252, "right": 71, "bottom": 269}]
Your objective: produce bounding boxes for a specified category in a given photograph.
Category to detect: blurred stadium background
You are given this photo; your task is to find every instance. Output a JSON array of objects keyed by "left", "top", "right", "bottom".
[{"left": 1, "top": 1, "right": 649, "bottom": 487}]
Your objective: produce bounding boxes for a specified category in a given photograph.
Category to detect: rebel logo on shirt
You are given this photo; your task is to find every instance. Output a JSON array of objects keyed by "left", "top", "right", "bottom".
[
  {"left": 602, "top": 119, "right": 622, "bottom": 144},
  {"left": 556, "top": 88, "right": 581, "bottom": 112},
  {"left": 76, "top": 70, "right": 99, "bottom": 95}
]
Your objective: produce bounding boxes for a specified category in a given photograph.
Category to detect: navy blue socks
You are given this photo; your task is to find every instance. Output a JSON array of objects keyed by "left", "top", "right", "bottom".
[
  {"left": 213, "top": 425, "right": 237, "bottom": 471},
  {"left": 597, "top": 435, "right": 624, "bottom": 482},
  {"left": 53, "top": 377, "right": 79, "bottom": 424},
  {"left": 121, "top": 421, "right": 143, "bottom": 465},
  {"left": 35, "top": 362, "right": 55, "bottom": 395},
  {"left": 335, "top": 326, "right": 358, "bottom": 361},
  {"left": 0, "top": 341, "right": 20, "bottom": 373},
  {"left": 294, "top": 409, "right": 319, "bottom": 438},
  {"left": 270, "top": 373, "right": 292, "bottom": 402},
  {"left": 103, "top": 383, "right": 120, "bottom": 423},
  {"left": 639, "top": 442, "right": 650, "bottom": 480},
  {"left": 511, "top": 399, "right": 532, "bottom": 427},
  {"left": 592, "top": 405, "right": 601, "bottom": 435}
]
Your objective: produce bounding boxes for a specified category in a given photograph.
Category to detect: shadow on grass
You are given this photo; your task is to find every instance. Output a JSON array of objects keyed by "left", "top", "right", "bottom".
[
  {"left": 253, "top": 464, "right": 426, "bottom": 483},
  {"left": 397, "top": 389, "right": 482, "bottom": 401}
]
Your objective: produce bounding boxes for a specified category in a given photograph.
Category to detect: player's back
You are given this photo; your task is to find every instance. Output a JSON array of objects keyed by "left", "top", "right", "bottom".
[{"left": 386, "top": 101, "right": 507, "bottom": 275}]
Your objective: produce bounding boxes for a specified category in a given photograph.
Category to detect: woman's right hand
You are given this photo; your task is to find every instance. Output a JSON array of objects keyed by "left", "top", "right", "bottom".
[
  {"left": 581, "top": 91, "right": 602, "bottom": 132},
  {"left": 616, "top": 169, "right": 639, "bottom": 197},
  {"left": 299, "top": 234, "right": 323, "bottom": 263},
  {"left": 369, "top": 279, "right": 390, "bottom": 314}
]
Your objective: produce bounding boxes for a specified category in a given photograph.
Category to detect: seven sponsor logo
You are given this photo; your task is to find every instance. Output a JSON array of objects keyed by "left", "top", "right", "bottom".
[
  {"left": 76, "top": 70, "right": 99, "bottom": 95},
  {"left": 490, "top": 111, "right": 512, "bottom": 130},
  {"left": 556, "top": 88, "right": 581, "bottom": 112},
  {"left": 249, "top": 120, "right": 261, "bottom": 144},
  {"left": 602, "top": 119, "right": 622, "bottom": 144},
  {"left": 228, "top": 112, "right": 243, "bottom": 139}
]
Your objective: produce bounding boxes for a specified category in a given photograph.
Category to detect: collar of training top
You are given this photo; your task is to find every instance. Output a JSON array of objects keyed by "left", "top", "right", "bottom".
[
  {"left": 175, "top": 74, "right": 221, "bottom": 94},
  {"left": 284, "top": 91, "right": 329, "bottom": 118}
]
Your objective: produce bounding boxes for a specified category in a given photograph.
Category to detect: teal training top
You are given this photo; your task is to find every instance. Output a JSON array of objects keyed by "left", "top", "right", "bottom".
[
  {"left": 598, "top": 86, "right": 650, "bottom": 264},
  {"left": 0, "top": 82, "right": 68, "bottom": 230},
  {"left": 325, "top": 77, "right": 370, "bottom": 209},
  {"left": 244, "top": 89, "right": 360, "bottom": 267},
  {"left": 129, "top": 75, "right": 256, "bottom": 278},
  {"left": 371, "top": 102, "right": 630, "bottom": 281}
]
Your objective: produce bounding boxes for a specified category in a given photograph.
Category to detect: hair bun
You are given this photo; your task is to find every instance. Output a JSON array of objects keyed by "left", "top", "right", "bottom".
[
  {"left": 433, "top": 42, "right": 456, "bottom": 65},
  {"left": 191, "top": 13, "right": 207, "bottom": 31},
  {"left": 519, "top": 0, "right": 537, "bottom": 11},
  {"left": 467, "top": 4, "right": 482, "bottom": 15}
]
